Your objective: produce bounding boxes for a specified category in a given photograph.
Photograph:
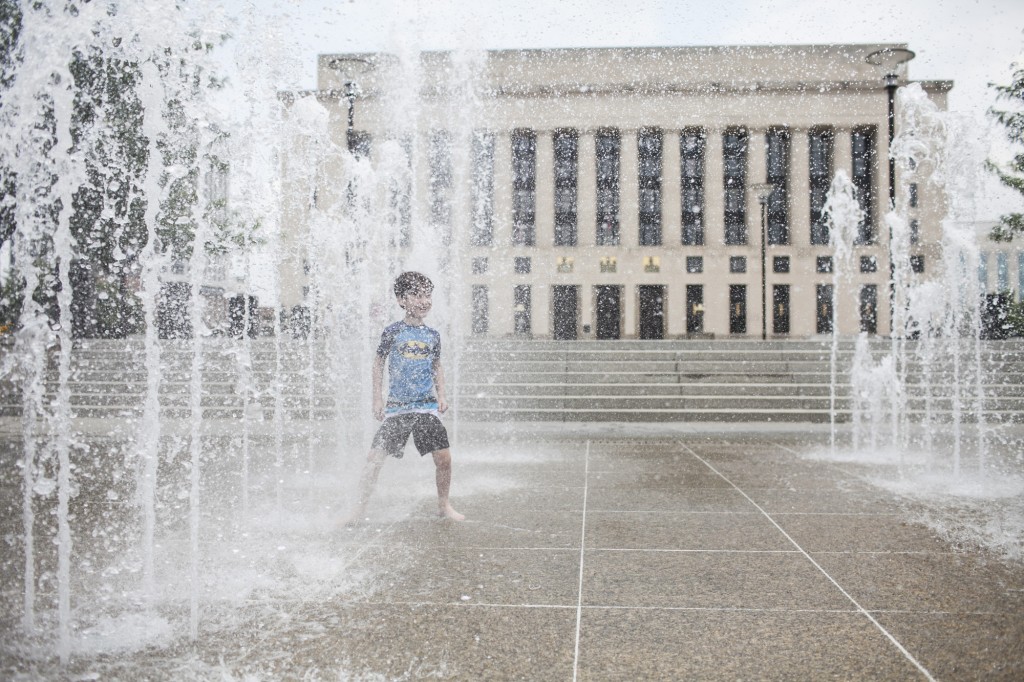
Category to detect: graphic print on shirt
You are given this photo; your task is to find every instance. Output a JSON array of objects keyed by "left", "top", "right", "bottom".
[{"left": 376, "top": 321, "right": 441, "bottom": 415}]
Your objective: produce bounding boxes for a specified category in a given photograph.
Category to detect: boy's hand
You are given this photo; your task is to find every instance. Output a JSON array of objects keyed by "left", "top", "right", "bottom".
[
  {"left": 372, "top": 396, "right": 385, "bottom": 421},
  {"left": 437, "top": 397, "right": 449, "bottom": 413}
]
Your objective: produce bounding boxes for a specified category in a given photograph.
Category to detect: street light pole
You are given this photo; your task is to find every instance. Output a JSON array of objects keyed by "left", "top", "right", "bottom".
[
  {"left": 751, "top": 183, "right": 775, "bottom": 341},
  {"left": 345, "top": 80, "right": 358, "bottom": 153},
  {"left": 865, "top": 47, "right": 915, "bottom": 335},
  {"left": 327, "top": 56, "right": 373, "bottom": 155}
]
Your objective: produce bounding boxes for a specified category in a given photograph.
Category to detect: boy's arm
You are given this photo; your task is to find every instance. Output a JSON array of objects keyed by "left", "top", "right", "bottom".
[
  {"left": 372, "top": 354, "right": 386, "bottom": 420},
  {"left": 432, "top": 359, "right": 448, "bottom": 413}
]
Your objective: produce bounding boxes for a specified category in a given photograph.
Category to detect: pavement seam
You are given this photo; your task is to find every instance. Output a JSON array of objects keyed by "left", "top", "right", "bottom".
[
  {"left": 680, "top": 441, "right": 938, "bottom": 682},
  {"left": 571, "top": 439, "right": 590, "bottom": 682}
]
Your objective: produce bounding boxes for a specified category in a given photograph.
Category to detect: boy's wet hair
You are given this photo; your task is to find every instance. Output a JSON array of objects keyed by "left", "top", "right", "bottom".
[{"left": 394, "top": 271, "right": 434, "bottom": 298}]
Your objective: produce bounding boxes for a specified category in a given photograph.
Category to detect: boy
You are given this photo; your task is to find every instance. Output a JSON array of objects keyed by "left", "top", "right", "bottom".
[{"left": 343, "top": 271, "right": 464, "bottom": 524}]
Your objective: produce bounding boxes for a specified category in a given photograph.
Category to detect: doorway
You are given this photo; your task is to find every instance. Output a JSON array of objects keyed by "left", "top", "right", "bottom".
[
  {"left": 595, "top": 285, "right": 622, "bottom": 340},
  {"left": 729, "top": 284, "right": 746, "bottom": 334},
  {"left": 513, "top": 285, "right": 531, "bottom": 337},
  {"left": 686, "top": 284, "right": 704, "bottom": 334},
  {"left": 816, "top": 283, "right": 833, "bottom": 334},
  {"left": 638, "top": 285, "right": 665, "bottom": 339},
  {"left": 773, "top": 284, "right": 790, "bottom": 335},
  {"left": 860, "top": 284, "right": 878, "bottom": 334},
  {"left": 552, "top": 285, "right": 579, "bottom": 340}
]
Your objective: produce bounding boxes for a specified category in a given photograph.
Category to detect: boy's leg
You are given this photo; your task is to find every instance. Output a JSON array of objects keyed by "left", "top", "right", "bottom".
[
  {"left": 431, "top": 448, "right": 465, "bottom": 521},
  {"left": 340, "top": 448, "right": 387, "bottom": 525}
]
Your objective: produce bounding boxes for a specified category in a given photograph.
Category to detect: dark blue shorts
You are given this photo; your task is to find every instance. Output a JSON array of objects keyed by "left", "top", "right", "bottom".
[{"left": 371, "top": 413, "right": 449, "bottom": 458}]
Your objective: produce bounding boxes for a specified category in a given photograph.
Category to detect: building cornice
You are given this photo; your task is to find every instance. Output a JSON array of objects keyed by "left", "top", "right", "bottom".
[{"left": 282, "top": 79, "right": 952, "bottom": 105}]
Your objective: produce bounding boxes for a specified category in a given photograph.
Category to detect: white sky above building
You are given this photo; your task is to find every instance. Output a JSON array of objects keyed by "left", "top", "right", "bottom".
[{"left": 224, "top": 0, "right": 1023, "bottom": 120}]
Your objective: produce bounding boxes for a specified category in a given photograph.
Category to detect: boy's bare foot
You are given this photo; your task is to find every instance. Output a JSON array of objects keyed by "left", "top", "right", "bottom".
[{"left": 439, "top": 502, "right": 465, "bottom": 521}]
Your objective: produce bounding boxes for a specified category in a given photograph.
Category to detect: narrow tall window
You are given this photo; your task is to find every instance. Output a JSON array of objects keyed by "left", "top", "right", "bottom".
[
  {"left": 429, "top": 131, "right": 452, "bottom": 236},
  {"left": 860, "top": 284, "right": 878, "bottom": 334},
  {"left": 816, "top": 284, "right": 834, "bottom": 334},
  {"left": 595, "top": 129, "right": 620, "bottom": 245},
  {"left": 729, "top": 284, "right": 746, "bottom": 334},
  {"left": 851, "top": 127, "right": 876, "bottom": 244},
  {"left": 471, "top": 131, "right": 495, "bottom": 246},
  {"left": 553, "top": 129, "right": 579, "bottom": 246},
  {"left": 773, "top": 284, "right": 791, "bottom": 334},
  {"left": 1019, "top": 252, "right": 1024, "bottom": 302},
  {"left": 998, "top": 251, "right": 1009, "bottom": 291},
  {"left": 511, "top": 129, "right": 536, "bottom": 246},
  {"left": 978, "top": 252, "right": 989, "bottom": 291},
  {"left": 471, "top": 285, "right": 489, "bottom": 335},
  {"left": 388, "top": 136, "right": 412, "bottom": 247},
  {"left": 723, "top": 128, "right": 748, "bottom": 245},
  {"left": 680, "top": 128, "right": 706, "bottom": 246},
  {"left": 513, "top": 285, "right": 531, "bottom": 336},
  {"left": 809, "top": 128, "right": 834, "bottom": 245},
  {"left": 638, "top": 128, "right": 662, "bottom": 246},
  {"left": 766, "top": 127, "right": 790, "bottom": 245}
]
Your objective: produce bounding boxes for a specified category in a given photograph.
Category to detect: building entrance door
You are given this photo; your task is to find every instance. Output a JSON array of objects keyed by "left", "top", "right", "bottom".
[
  {"left": 729, "top": 284, "right": 746, "bottom": 334},
  {"left": 513, "top": 285, "right": 532, "bottom": 337},
  {"left": 816, "top": 284, "right": 833, "bottom": 334},
  {"left": 595, "top": 285, "right": 621, "bottom": 340},
  {"left": 686, "top": 284, "right": 704, "bottom": 334},
  {"left": 860, "top": 284, "right": 878, "bottom": 334},
  {"left": 773, "top": 284, "right": 790, "bottom": 335},
  {"left": 638, "top": 285, "right": 665, "bottom": 339},
  {"left": 552, "top": 285, "right": 579, "bottom": 340}
]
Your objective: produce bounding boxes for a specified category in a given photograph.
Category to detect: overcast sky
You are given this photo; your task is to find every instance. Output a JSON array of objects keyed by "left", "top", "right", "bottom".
[
  {"left": 214, "top": 0, "right": 1023, "bottom": 221},
  {"left": 229, "top": 0, "right": 1023, "bottom": 120}
]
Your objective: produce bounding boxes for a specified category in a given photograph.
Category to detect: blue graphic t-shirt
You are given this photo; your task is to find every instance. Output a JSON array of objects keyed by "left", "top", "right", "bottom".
[{"left": 376, "top": 321, "right": 442, "bottom": 416}]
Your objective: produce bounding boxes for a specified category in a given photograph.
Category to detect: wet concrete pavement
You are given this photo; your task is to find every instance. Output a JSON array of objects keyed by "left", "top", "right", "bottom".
[
  {"left": 245, "top": 426, "right": 1024, "bottom": 680},
  {"left": 3, "top": 423, "right": 1023, "bottom": 680}
]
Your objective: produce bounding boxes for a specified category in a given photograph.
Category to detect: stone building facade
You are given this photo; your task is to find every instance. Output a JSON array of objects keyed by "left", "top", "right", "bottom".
[{"left": 281, "top": 45, "right": 953, "bottom": 340}]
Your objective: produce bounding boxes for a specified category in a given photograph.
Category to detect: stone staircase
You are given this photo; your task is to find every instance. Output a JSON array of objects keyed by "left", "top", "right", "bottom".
[
  {"left": 453, "top": 339, "right": 1024, "bottom": 423},
  {"left": 2, "top": 337, "right": 1023, "bottom": 424},
  {"left": 0, "top": 338, "right": 359, "bottom": 422}
]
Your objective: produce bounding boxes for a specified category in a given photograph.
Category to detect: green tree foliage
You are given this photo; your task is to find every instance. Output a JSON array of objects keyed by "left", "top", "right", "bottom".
[
  {"left": 68, "top": 47, "right": 148, "bottom": 337},
  {"left": 988, "top": 62, "right": 1024, "bottom": 241},
  {"left": 1, "top": 0, "right": 239, "bottom": 338},
  {"left": 0, "top": 0, "right": 23, "bottom": 334}
]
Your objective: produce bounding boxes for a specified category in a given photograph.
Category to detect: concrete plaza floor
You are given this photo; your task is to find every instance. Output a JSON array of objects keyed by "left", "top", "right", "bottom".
[
  {"left": 319, "top": 426, "right": 1024, "bottom": 681},
  {"left": 3, "top": 422, "right": 1024, "bottom": 680}
]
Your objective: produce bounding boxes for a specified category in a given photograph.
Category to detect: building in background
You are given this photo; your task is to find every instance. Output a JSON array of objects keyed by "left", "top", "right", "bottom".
[{"left": 280, "top": 45, "right": 954, "bottom": 340}]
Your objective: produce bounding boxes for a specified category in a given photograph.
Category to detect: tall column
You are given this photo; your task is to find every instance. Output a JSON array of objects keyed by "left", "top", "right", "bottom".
[
  {"left": 412, "top": 130, "right": 432, "bottom": 252},
  {"left": 492, "top": 130, "right": 513, "bottom": 248},
  {"left": 663, "top": 129, "right": 684, "bottom": 338},
  {"left": 834, "top": 128, "right": 853, "bottom": 190},
  {"left": 535, "top": 130, "right": 554, "bottom": 248},
  {"left": 790, "top": 128, "right": 811, "bottom": 249},
  {"left": 620, "top": 129, "right": 639, "bottom": 247},
  {"left": 580, "top": 283, "right": 593, "bottom": 338},
  {"left": 578, "top": 131, "right": 596, "bottom": 247},
  {"left": 747, "top": 129, "right": 768, "bottom": 338},
  {"left": 833, "top": 128, "right": 854, "bottom": 335},
  {"left": 704, "top": 129, "right": 724, "bottom": 246},
  {"left": 489, "top": 131, "right": 513, "bottom": 337},
  {"left": 662, "top": 129, "right": 682, "bottom": 245}
]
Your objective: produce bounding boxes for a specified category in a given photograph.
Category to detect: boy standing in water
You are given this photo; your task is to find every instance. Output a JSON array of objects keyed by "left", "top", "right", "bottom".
[{"left": 343, "top": 271, "right": 464, "bottom": 524}]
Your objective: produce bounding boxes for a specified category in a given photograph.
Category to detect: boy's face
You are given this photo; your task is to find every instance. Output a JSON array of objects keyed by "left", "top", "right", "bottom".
[{"left": 399, "top": 288, "right": 432, "bottom": 319}]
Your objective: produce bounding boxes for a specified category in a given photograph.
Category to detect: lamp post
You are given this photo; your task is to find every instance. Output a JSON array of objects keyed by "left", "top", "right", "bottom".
[
  {"left": 327, "top": 57, "right": 373, "bottom": 153},
  {"left": 751, "top": 182, "right": 775, "bottom": 341},
  {"left": 344, "top": 80, "right": 359, "bottom": 152},
  {"left": 865, "top": 47, "right": 915, "bottom": 334}
]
